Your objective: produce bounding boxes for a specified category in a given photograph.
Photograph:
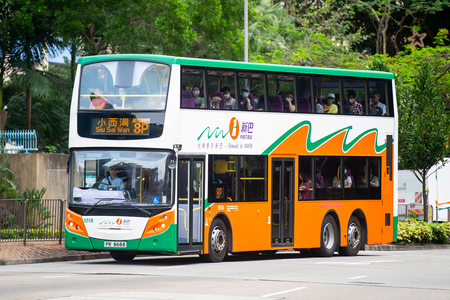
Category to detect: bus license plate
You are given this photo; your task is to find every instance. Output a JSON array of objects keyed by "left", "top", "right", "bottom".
[{"left": 104, "top": 241, "right": 127, "bottom": 248}]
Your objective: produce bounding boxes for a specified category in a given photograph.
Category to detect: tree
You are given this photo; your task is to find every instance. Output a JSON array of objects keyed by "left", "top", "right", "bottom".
[
  {"left": 354, "top": 0, "right": 450, "bottom": 55},
  {"left": 184, "top": 0, "right": 244, "bottom": 60},
  {"left": 372, "top": 28, "right": 450, "bottom": 110},
  {"left": 283, "top": 0, "right": 368, "bottom": 48},
  {"left": 249, "top": 0, "right": 366, "bottom": 69},
  {"left": 0, "top": 0, "right": 64, "bottom": 130},
  {"left": 398, "top": 62, "right": 450, "bottom": 222},
  {"left": 5, "top": 62, "right": 71, "bottom": 152}
]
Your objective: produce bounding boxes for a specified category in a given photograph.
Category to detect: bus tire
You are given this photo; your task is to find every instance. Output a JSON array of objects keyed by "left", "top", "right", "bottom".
[
  {"left": 110, "top": 250, "right": 136, "bottom": 261},
  {"left": 207, "top": 218, "right": 228, "bottom": 262},
  {"left": 318, "top": 215, "right": 338, "bottom": 257},
  {"left": 339, "top": 216, "right": 362, "bottom": 256}
]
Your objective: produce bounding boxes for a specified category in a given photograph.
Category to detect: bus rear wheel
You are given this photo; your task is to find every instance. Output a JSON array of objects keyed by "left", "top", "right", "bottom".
[
  {"left": 110, "top": 250, "right": 136, "bottom": 262},
  {"left": 207, "top": 218, "right": 228, "bottom": 262},
  {"left": 318, "top": 215, "right": 338, "bottom": 257},
  {"left": 339, "top": 216, "right": 362, "bottom": 256}
]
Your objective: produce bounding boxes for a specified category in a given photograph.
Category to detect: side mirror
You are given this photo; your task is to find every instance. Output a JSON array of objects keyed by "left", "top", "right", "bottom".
[{"left": 168, "top": 154, "right": 177, "bottom": 170}]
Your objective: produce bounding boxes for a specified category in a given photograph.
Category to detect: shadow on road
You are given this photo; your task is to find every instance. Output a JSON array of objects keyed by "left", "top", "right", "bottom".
[{"left": 81, "top": 250, "right": 379, "bottom": 267}]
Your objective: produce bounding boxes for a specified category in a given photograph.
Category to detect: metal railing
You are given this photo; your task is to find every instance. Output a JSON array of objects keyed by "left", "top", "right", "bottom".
[
  {"left": 398, "top": 203, "right": 433, "bottom": 221},
  {"left": 0, "top": 199, "right": 66, "bottom": 245},
  {"left": 0, "top": 130, "right": 38, "bottom": 153}
]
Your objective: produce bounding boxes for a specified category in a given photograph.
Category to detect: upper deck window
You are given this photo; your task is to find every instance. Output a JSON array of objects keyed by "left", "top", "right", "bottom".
[{"left": 79, "top": 61, "right": 170, "bottom": 111}]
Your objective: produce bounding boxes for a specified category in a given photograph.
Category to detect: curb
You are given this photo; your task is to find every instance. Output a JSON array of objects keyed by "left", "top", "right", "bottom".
[
  {"left": 0, "top": 253, "right": 111, "bottom": 266},
  {"left": 365, "top": 244, "right": 450, "bottom": 251}
]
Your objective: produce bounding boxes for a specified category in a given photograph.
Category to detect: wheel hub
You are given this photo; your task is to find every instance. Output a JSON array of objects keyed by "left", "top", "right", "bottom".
[
  {"left": 211, "top": 226, "right": 226, "bottom": 253},
  {"left": 347, "top": 223, "right": 361, "bottom": 249},
  {"left": 323, "top": 223, "right": 335, "bottom": 249}
]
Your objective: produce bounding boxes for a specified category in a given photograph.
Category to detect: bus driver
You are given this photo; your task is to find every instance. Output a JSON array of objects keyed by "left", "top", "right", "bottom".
[{"left": 99, "top": 165, "right": 124, "bottom": 191}]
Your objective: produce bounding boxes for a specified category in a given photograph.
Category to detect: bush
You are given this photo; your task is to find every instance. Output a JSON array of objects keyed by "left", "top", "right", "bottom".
[
  {"left": 395, "top": 219, "right": 450, "bottom": 245},
  {"left": 0, "top": 229, "right": 63, "bottom": 239}
]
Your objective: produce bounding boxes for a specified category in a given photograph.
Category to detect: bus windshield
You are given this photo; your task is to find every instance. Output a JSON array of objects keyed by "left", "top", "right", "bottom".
[
  {"left": 69, "top": 150, "right": 174, "bottom": 206},
  {"left": 79, "top": 61, "right": 170, "bottom": 110}
]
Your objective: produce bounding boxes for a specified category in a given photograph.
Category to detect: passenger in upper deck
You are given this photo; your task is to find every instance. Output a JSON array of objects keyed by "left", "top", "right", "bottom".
[
  {"left": 324, "top": 93, "right": 338, "bottom": 114},
  {"left": 251, "top": 90, "right": 264, "bottom": 111},
  {"left": 222, "top": 86, "right": 237, "bottom": 110},
  {"left": 239, "top": 86, "right": 255, "bottom": 111},
  {"left": 90, "top": 88, "right": 111, "bottom": 109},
  {"left": 347, "top": 90, "right": 363, "bottom": 115},
  {"left": 210, "top": 91, "right": 222, "bottom": 109},
  {"left": 370, "top": 92, "right": 386, "bottom": 116},
  {"left": 192, "top": 85, "right": 205, "bottom": 108},
  {"left": 316, "top": 98, "right": 324, "bottom": 113},
  {"left": 283, "top": 91, "right": 296, "bottom": 112}
]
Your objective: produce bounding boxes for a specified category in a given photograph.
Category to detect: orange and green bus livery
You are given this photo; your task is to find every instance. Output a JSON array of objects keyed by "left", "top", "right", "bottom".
[{"left": 65, "top": 54, "right": 397, "bottom": 262}]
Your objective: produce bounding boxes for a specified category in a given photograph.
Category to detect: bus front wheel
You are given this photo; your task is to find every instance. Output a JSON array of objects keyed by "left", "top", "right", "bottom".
[
  {"left": 318, "top": 215, "right": 338, "bottom": 257},
  {"left": 339, "top": 216, "right": 362, "bottom": 256},
  {"left": 110, "top": 250, "right": 136, "bottom": 262},
  {"left": 207, "top": 218, "right": 228, "bottom": 262}
]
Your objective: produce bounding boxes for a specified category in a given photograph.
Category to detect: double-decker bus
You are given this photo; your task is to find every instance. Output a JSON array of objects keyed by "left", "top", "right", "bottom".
[{"left": 65, "top": 54, "right": 397, "bottom": 262}]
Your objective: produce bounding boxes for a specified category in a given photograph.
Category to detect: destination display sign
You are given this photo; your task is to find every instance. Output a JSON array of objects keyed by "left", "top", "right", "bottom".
[{"left": 91, "top": 117, "right": 150, "bottom": 136}]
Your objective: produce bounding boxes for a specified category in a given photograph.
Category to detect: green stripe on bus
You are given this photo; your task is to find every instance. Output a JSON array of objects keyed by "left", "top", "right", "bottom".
[
  {"left": 262, "top": 120, "right": 387, "bottom": 155},
  {"left": 79, "top": 54, "right": 177, "bottom": 66},
  {"left": 174, "top": 57, "right": 394, "bottom": 79},
  {"left": 64, "top": 226, "right": 94, "bottom": 250},
  {"left": 78, "top": 54, "right": 394, "bottom": 80},
  {"left": 393, "top": 216, "right": 398, "bottom": 241},
  {"left": 138, "top": 225, "right": 177, "bottom": 253}
]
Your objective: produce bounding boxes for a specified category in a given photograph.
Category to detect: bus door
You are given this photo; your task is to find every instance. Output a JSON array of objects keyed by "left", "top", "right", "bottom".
[
  {"left": 271, "top": 158, "right": 295, "bottom": 246},
  {"left": 177, "top": 156, "right": 204, "bottom": 252}
]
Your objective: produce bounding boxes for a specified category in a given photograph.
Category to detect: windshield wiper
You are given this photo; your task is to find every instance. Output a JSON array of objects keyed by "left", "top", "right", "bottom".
[
  {"left": 84, "top": 198, "right": 124, "bottom": 215},
  {"left": 120, "top": 203, "right": 153, "bottom": 217}
]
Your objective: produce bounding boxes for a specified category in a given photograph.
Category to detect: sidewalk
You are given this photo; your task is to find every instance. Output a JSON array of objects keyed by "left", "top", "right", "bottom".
[
  {"left": 1, "top": 241, "right": 450, "bottom": 266},
  {"left": 0, "top": 241, "right": 111, "bottom": 265}
]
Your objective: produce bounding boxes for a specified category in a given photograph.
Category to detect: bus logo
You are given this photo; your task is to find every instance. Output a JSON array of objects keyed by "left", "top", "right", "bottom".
[
  {"left": 117, "top": 218, "right": 123, "bottom": 225},
  {"left": 197, "top": 117, "right": 240, "bottom": 141},
  {"left": 229, "top": 117, "right": 239, "bottom": 140}
]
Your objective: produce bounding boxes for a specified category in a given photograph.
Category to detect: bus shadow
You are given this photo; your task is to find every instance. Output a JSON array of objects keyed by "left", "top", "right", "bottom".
[{"left": 84, "top": 250, "right": 378, "bottom": 266}]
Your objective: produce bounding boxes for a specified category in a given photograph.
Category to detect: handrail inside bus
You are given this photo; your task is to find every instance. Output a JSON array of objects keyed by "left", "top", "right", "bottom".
[{"left": 179, "top": 206, "right": 203, "bottom": 232}]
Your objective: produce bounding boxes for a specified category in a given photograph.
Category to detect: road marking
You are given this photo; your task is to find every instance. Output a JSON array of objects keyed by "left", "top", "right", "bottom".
[
  {"left": 157, "top": 265, "right": 187, "bottom": 270},
  {"left": 348, "top": 275, "right": 368, "bottom": 280},
  {"left": 261, "top": 287, "right": 307, "bottom": 298},
  {"left": 316, "top": 259, "right": 400, "bottom": 266}
]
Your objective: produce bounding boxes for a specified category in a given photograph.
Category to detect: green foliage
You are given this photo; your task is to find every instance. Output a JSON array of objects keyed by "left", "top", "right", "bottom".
[
  {"left": 354, "top": 0, "right": 450, "bottom": 54},
  {"left": 0, "top": 153, "right": 17, "bottom": 198},
  {"left": 396, "top": 219, "right": 450, "bottom": 245},
  {"left": 17, "top": 187, "right": 47, "bottom": 200},
  {"left": 0, "top": 228, "right": 62, "bottom": 239},
  {"left": 434, "top": 29, "right": 449, "bottom": 46},
  {"left": 249, "top": 1, "right": 367, "bottom": 69},
  {"left": 4, "top": 63, "right": 70, "bottom": 153},
  {"left": 366, "top": 54, "right": 391, "bottom": 72},
  {"left": 396, "top": 61, "right": 450, "bottom": 221},
  {"left": 15, "top": 188, "right": 52, "bottom": 230},
  {"left": 0, "top": 202, "right": 16, "bottom": 229},
  {"left": 398, "top": 62, "right": 450, "bottom": 173},
  {"left": 284, "top": 0, "right": 369, "bottom": 47}
]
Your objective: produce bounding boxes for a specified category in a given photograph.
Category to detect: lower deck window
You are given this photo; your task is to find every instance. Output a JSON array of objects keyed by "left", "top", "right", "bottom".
[
  {"left": 209, "top": 155, "right": 267, "bottom": 202},
  {"left": 300, "top": 156, "right": 381, "bottom": 201}
]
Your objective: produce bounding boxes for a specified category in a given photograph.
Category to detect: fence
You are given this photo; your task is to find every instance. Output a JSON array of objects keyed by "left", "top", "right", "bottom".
[
  {"left": 398, "top": 203, "right": 433, "bottom": 221},
  {"left": 0, "top": 199, "right": 66, "bottom": 245},
  {"left": 0, "top": 130, "right": 38, "bottom": 153}
]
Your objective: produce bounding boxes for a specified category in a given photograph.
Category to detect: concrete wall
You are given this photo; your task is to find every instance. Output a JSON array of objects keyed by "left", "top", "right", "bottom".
[{"left": 7, "top": 153, "right": 68, "bottom": 200}]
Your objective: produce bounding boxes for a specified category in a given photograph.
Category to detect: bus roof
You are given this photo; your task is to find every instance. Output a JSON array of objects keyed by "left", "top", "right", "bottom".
[{"left": 78, "top": 54, "right": 395, "bottom": 80}]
